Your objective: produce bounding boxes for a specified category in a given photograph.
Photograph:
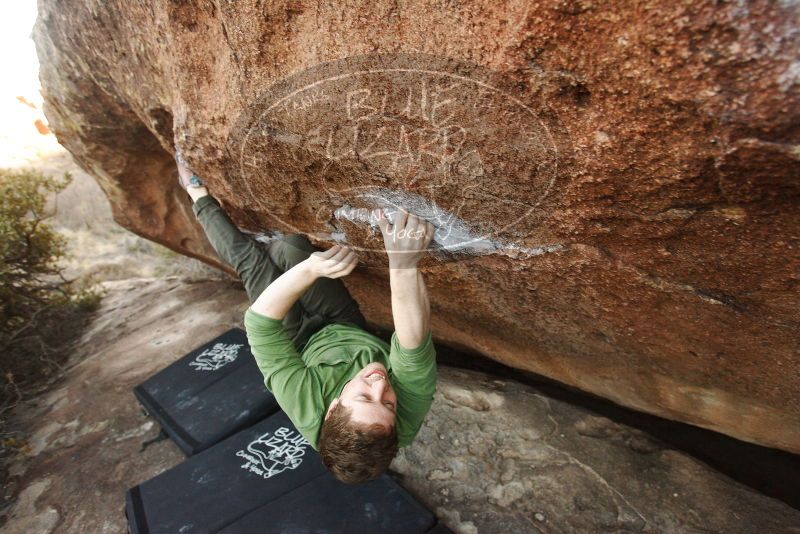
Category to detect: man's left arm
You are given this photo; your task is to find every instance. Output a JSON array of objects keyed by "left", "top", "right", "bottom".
[
  {"left": 250, "top": 244, "right": 358, "bottom": 321},
  {"left": 246, "top": 243, "right": 359, "bottom": 434}
]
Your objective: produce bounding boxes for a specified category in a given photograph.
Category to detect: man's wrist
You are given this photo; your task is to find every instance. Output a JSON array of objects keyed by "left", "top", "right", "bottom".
[
  {"left": 389, "top": 266, "right": 421, "bottom": 292},
  {"left": 388, "top": 255, "right": 420, "bottom": 270},
  {"left": 296, "top": 258, "right": 321, "bottom": 282},
  {"left": 389, "top": 263, "right": 419, "bottom": 274}
]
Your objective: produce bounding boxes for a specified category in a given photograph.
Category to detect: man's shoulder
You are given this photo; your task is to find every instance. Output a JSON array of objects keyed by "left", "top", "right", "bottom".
[
  {"left": 293, "top": 415, "right": 322, "bottom": 451},
  {"left": 269, "top": 387, "right": 325, "bottom": 450}
]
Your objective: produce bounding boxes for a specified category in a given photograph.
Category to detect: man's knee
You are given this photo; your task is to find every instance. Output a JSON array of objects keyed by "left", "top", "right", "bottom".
[
  {"left": 272, "top": 234, "right": 317, "bottom": 269},
  {"left": 283, "top": 234, "right": 316, "bottom": 252},
  {"left": 231, "top": 241, "right": 266, "bottom": 280}
]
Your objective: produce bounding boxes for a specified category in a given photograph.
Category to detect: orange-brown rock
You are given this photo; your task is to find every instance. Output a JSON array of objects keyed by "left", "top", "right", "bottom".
[{"left": 33, "top": 1, "right": 799, "bottom": 452}]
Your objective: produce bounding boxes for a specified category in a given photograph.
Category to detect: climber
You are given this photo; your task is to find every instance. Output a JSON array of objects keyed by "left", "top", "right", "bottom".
[{"left": 175, "top": 151, "right": 437, "bottom": 484}]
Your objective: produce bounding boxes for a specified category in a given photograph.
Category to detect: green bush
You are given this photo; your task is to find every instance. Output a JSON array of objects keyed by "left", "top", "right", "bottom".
[{"left": 0, "top": 168, "right": 100, "bottom": 420}]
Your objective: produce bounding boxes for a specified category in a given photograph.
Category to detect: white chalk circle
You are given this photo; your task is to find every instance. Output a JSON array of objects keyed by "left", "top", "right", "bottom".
[{"left": 227, "top": 53, "right": 563, "bottom": 253}]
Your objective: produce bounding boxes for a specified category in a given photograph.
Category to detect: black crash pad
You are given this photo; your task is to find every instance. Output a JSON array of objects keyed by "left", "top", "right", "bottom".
[
  {"left": 134, "top": 328, "right": 278, "bottom": 455},
  {"left": 126, "top": 411, "right": 437, "bottom": 534},
  {"left": 217, "top": 471, "right": 436, "bottom": 534},
  {"left": 126, "top": 411, "right": 327, "bottom": 533}
]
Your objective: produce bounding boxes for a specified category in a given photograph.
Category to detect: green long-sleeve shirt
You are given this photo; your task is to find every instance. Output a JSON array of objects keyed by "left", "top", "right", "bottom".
[{"left": 244, "top": 308, "right": 437, "bottom": 449}]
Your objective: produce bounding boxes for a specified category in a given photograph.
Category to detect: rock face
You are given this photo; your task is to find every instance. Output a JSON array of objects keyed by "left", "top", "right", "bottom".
[
  {"left": 33, "top": 1, "right": 800, "bottom": 452},
  {"left": 5, "top": 278, "right": 799, "bottom": 533}
]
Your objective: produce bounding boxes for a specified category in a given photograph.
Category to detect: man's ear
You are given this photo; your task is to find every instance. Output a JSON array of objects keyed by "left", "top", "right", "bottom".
[{"left": 324, "top": 398, "right": 339, "bottom": 421}]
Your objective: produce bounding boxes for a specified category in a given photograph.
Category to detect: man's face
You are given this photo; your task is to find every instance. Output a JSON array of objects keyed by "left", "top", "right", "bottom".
[{"left": 326, "top": 362, "right": 397, "bottom": 429}]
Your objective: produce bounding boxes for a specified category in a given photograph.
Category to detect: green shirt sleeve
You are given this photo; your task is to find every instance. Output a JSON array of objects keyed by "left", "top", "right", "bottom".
[
  {"left": 388, "top": 330, "right": 437, "bottom": 448},
  {"left": 244, "top": 308, "right": 323, "bottom": 447}
]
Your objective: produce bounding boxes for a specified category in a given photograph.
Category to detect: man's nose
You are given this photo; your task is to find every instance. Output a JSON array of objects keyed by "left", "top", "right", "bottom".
[{"left": 371, "top": 378, "right": 388, "bottom": 397}]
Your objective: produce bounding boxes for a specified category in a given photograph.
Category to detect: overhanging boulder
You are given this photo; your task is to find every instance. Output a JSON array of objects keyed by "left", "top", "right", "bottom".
[{"left": 33, "top": 0, "right": 800, "bottom": 452}]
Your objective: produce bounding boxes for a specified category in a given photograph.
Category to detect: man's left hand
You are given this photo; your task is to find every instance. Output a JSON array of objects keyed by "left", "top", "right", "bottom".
[{"left": 304, "top": 244, "right": 359, "bottom": 279}]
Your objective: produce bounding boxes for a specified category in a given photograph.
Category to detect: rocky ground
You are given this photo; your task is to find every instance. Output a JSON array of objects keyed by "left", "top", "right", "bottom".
[
  {"left": 2, "top": 276, "right": 799, "bottom": 533},
  {"left": 399, "top": 370, "right": 800, "bottom": 533}
]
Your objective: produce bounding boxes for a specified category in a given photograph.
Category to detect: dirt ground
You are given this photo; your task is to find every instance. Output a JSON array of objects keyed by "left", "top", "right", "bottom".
[
  {"left": 2, "top": 277, "right": 248, "bottom": 532},
  {"left": 1, "top": 144, "right": 229, "bottom": 529}
]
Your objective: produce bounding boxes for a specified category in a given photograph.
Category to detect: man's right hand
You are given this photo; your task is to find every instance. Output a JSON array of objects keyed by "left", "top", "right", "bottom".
[{"left": 374, "top": 208, "right": 435, "bottom": 269}]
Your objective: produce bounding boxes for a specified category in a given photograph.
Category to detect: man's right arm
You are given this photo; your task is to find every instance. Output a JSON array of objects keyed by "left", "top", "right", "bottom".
[
  {"left": 387, "top": 265, "right": 436, "bottom": 447},
  {"left": 376, "top": 208, "right": 437, "bottom": 446},
  {"left": 376, "top": 207, "right": 435, "bottom": 348},
  {"left": 389, "top": 267, "right": 430, "bottom": 349}
]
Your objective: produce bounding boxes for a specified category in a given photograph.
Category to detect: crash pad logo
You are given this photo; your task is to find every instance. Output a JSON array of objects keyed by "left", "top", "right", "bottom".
[
  {"left": 236, "top": 427, "right": 310, "bottom": 479},
  {"left": 227, "top": 52, "right": 566, "bottom": 254},
  {"left": 188, "top": 343, "right": 244, "bottom": 371}
]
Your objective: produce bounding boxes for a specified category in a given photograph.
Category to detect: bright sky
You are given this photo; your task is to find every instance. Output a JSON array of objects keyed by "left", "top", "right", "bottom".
[{"left": 0, "top": 0, "right": 65, "bottom": 168}]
